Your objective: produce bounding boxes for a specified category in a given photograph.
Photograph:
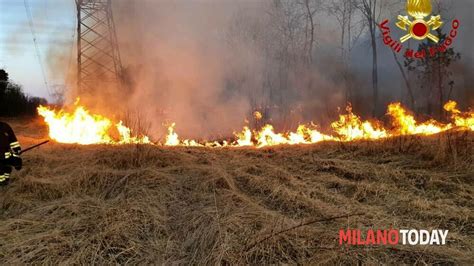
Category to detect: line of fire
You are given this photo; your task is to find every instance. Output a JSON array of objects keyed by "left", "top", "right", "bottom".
[{"left": 0, "top": 0, "right": 473, "bottom": 264}]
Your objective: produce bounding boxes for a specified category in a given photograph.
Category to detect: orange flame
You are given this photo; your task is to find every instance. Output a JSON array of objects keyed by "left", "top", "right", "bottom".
[
  {"left": 387, "top": 102, "right": 450, "bottom": 135},
  {"left": 38, "top": 101, "right": 473, "bottom": 148},
  {"left": 254, "top": 111, "right": 263, "bottom": 120},
  {"left": 37, "top": 105, "right": 150, "bottom": 145},
  {"left": 331, "top": 105, "right": 388, "bottom": 141},
  {"left": 235, "top": 126, "right": 253, "bottom": 146},
  {"left": 444, "top": 101, "right": 474, "bottom": 130}
]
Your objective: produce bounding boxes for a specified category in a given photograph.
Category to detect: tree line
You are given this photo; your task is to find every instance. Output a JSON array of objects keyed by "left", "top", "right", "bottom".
[
  {"left": 0, "top": 69, "right": 47, "bottom": 117},
  {"left": 224, "top": 0, "right": 462, "bottom": 126}
]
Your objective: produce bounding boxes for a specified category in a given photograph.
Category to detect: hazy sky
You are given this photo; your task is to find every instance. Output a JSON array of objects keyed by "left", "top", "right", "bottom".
[
  {"left": 0, "top": 0, "right": 75, "bottom": 99},
  {"left": 0, "top": 0, "right": 472, "bottom": 101}
]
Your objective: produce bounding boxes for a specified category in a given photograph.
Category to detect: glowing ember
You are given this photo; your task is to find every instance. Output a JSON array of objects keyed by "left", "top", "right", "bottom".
[
  {"left": 38, "top": 101, "right": 473, "bottom": 148},
  {"left": 254, "top": 111, "right": 263, "bottom": 120}
]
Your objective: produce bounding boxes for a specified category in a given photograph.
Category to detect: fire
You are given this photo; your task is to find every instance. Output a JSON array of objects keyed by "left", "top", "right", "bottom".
[
  {"left": 254, "top": 111, "right": 263, "bottom": 120},
  {"left": 38, "top": 101, "right": 473, "bottom": 148},
  {"left": 256, "top": 125, "right": 289, "bottom": 147},
  {"left": 164, "top": 123, "right": 180, "bottom": 146},
  {"left": 331, "top": 105, "right": 388, "bottom": 141},
  {"left": 116, "top": 121, "right": 150, "bottom": 144},
  {"left": 444, "top": 101, "right": 474, "bottom": 130},
  {"left": 37, "top": 105, "right": 113, "bottom": 144},
  {"left": 37, "top": 105, "right": 150, "bottom": 145},
  {"left": 164, "top": 123, "right": 204, "bottom": 147},
  {"left": 387, "top": 103, "right": 450, "bottom": 135},
  {"left": 235, "top": 126, "right": 253, "bottom": 146}
]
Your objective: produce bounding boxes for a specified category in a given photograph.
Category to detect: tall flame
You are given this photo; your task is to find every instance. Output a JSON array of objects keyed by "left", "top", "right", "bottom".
[
  {"left": 444, "top": 101, "right": 474, "bottom": 130},
  {"left": 235, "top": 126, "right": 253, "bottom": 146},
  {"left": 387, "top": 102, "right": 450, "bottom": 135},
  {"left": 37, "top": 105, "right": 112, "bottom": 144},
  {"left": 164, "top": 123, "right": 180, "bottom": 146},
  {"left": 37, "top": 105, "right": 150, "bottom": 145},
  {"left": 331, "top": 105, "right": 388, "bottom": 141},
  {"left": 38, "top": 101, "right": 473, "bottom": 148}
]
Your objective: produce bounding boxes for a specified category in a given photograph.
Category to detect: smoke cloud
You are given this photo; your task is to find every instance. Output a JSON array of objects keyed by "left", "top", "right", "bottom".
[
  {"left": 62, "top": 0, "right": 347, "bottom": 139},
  {"left": 47, "top": 0, "right": 473, "bottom": 140}
]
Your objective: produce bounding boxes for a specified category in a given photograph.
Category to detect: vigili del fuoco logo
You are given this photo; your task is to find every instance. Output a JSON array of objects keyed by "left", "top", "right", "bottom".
[{"left": 379, "top": 0, "right": 460, "bottom": 59}]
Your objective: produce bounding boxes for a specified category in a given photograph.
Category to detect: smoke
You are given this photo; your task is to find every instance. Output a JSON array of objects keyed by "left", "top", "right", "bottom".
[
  {"left": 1, "top": 0, "right": 471, "bottom": 138},
  {"left": 60, "top": 0, "right": 347, "bottom": 139},
  {"left": 51, "top": 0, "right": 474, "bottom": 140},
  {"left": 69, "top": 1, "right": 262, "bottom": 139}
]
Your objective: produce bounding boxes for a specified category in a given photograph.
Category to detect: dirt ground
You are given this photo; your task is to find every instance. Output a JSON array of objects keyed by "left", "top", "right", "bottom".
[{"left": 0, "top": 118, "right": 473, "bottom": 264}]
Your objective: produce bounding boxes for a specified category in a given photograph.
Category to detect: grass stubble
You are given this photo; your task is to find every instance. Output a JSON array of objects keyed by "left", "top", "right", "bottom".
[{"left": 0, "top": 118, "right": 472, "bottom": 264}]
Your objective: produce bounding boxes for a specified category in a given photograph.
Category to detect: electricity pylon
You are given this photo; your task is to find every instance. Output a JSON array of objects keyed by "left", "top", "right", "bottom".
[{"left": 76, "top": 0, "right": 123, "bottom": 92}]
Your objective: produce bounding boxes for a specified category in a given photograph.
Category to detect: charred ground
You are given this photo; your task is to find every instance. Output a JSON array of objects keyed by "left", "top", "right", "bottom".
[{"left": 0, "top": 118, "right": 473, "bottom": 264}]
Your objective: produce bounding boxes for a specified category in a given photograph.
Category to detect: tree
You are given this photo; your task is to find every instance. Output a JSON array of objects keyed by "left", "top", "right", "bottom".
[
  {"left": 225, "top": 0, "right": 322, "bottom": 126},
  {"left": 326, "top": 0, "right": 365, "bottom": 102},
  {"left": 393, "top": 51, "right": 415, "bottom": 109},
  {"left": 404, "top": 29, "right": 461, "bottom": 118},
  {"left": 300, "top": 0, "right": 319, "bottom": 64},
  {"left": 0, "top": 69, "right": 48, "bottom": 116},
  {"left": 356, "top": 0, "right": 384, "bottom": 116}
]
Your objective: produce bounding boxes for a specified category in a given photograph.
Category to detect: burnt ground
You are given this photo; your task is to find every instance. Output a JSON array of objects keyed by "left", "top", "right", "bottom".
[{"left": 0, "top": 118, "right": 473, "bottom": 264}]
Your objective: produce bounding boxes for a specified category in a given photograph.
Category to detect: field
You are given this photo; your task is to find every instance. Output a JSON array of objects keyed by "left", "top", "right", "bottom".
[{"left": 0, "top": 117, "right": 473, "bottom": 264}]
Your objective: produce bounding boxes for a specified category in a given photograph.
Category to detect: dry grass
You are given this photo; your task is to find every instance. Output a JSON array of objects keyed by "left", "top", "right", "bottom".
[{"left": 0, "top": 118, "right": 473, "bottom": 264}]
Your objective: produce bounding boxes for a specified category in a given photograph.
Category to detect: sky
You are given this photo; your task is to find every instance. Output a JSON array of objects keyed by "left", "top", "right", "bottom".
[{"left": 0, "top": 0, "right": 76, "bottom": 100}]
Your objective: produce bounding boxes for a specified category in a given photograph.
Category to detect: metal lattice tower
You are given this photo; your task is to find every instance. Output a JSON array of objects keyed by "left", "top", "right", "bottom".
[{"left": 76, "top": 0, "right": 123, "bottom": 92}]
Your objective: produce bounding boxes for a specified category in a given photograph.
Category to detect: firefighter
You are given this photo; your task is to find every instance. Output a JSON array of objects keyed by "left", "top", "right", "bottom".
[{"left": 0, "top": 122, "right": 22, "bottom": 186}]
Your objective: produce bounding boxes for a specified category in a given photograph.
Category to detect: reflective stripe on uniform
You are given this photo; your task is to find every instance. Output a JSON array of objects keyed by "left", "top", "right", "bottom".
[
  {"left": 4, "top": 173, "right": 10, "bottom": 178},
  {"left": 0, "top": 175, "right": 5, "bottom": 182},
  {"left": 10, "top": 141, "right": 21, "bottom": 149},
  {"left": 12, "top": 153, "right": 20, "bottom": 157},
  {"left": 4, "top": 152, "right": 12, "bottom": 159}
]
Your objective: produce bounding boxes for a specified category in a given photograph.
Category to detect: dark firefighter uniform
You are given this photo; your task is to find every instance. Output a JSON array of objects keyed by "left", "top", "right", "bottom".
[{"left": 0, "top": 122, "right": 22, "bottom": 186}]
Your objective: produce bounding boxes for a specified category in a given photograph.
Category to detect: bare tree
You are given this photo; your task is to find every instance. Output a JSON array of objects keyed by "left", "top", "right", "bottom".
[
  {"left": 356, "top": 0, "right": 384, "bottom": 116},
  {"left": 300, "top": 0, "right": 319, "bottom": 64},
  {"left": 224, "top": 0, "right": 324, "bottom": 127},
  {"left": 50, "top": 84, "right": 66, "bottom": 105},
  {"left": 267, "top": 1, "right": 320, "bottom": 104},
  {"left": 326, "top": 0, "right": 365, "bottom": 102},
  {"left": 392, "top": 51, "right": 415, "bottom": 109},
  {"left": 388, "top": 0, "right": 415, "bottom": 109}
]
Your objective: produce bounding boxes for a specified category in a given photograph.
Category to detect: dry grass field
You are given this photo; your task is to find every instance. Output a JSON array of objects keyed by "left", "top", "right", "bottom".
[{"left": 0, "top": 117, "right": 473, "bottom": 264}]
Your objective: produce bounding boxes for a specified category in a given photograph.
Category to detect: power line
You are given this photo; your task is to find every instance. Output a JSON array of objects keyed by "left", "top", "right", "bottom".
[
  {"left": 23, "top": 0, "right": 50, "bottom": 95},
  {"left": 65, "top": 6, "right": 77, "bottom": 88}
]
